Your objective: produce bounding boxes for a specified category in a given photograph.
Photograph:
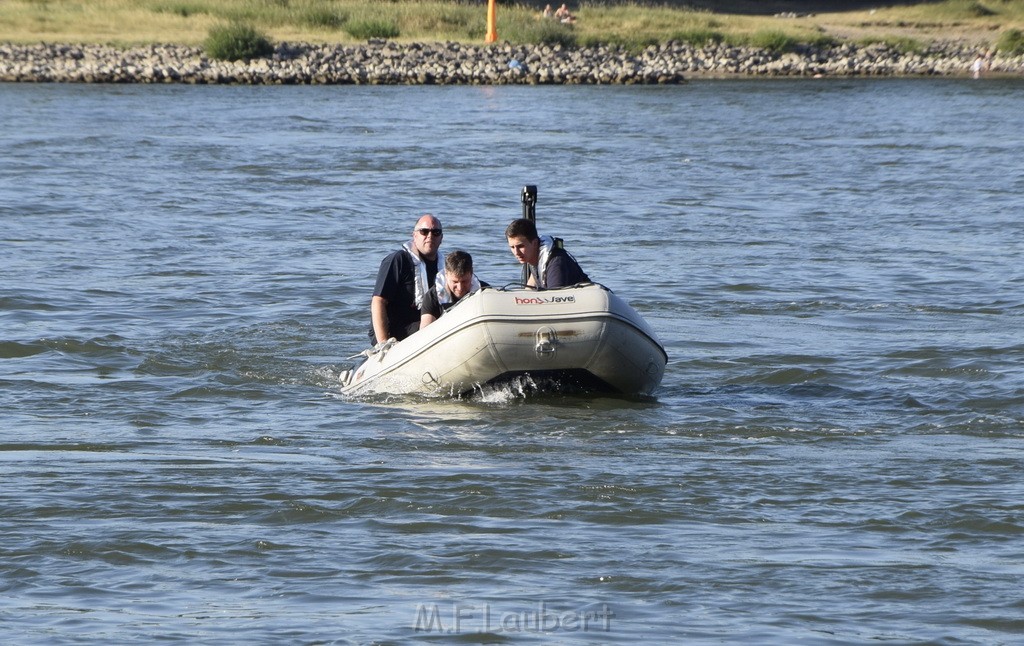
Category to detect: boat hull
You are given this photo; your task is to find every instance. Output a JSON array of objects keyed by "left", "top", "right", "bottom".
[{"left": 341, "top": 284, "right": 666, "bottom": 397}]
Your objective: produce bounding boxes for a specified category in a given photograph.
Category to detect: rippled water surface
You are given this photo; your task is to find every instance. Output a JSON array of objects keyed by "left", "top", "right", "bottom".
[{"left": 3, "top": 80, "right": 1024, "bottom": 644}]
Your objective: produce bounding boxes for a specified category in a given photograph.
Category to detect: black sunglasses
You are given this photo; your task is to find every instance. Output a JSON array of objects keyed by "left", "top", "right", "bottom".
[{"left": 416, "top": 228, "right": 443, "bottom": 237}]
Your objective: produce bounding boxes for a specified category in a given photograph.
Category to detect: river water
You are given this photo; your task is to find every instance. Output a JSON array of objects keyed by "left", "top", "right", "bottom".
[{"left": 3, "top": 79, "right": 1023, "bottom": 644}]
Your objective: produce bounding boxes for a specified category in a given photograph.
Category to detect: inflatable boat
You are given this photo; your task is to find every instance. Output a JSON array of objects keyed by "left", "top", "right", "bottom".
[{"left": 340, "top": 283, "right": 667, "bottom": 398}]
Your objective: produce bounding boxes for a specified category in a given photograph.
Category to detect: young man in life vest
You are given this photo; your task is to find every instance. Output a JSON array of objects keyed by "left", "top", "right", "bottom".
[
  {"left": 505, "top": 218, "right": 590, "bottom": 289},
  {"left": 369, "top": 214, "right": 443, "bottom": 345},
  {"left": 419, "top": 250, "right": 486, "bottom": 329}
]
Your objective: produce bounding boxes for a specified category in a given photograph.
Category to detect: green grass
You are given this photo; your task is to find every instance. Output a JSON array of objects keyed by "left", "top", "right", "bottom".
[
  {"left": 743, "top": 29, "right": 800, "bottom": 52},
  {"left": 669, "top": 28, "right": 725, "bottom": 46},
  {"left": 503, "top": 15, "right": 578, "bottom": 47},
  {"left": 152, "top": 3, "right": 209, "bottom": 19},
  {"left": 859, "top": 0, "right": 1024, "bottom": 28},
  {"left": 302, "top": 8, "right": 348, "bottom": 30},
  {"left": 920, "top": 0, "right": 998, "bottom": 19},
  {"left": 1, "top": 0, "right": 1023, "bottom": 49}
]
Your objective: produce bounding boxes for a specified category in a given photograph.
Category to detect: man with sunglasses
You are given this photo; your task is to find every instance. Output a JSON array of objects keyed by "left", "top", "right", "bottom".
[
  {"left": 369, "top": 214, "right": 444, "bottom": 345},
  {"left": 505, "top": 218, "right": 589, "bottom": 289}
]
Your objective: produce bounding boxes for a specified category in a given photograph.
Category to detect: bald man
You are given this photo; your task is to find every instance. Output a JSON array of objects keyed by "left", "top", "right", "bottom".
[{"left": 369, "top": 214, "right": 444, "bottom": 344}]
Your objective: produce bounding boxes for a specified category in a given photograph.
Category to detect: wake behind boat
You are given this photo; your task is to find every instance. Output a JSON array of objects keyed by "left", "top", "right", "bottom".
[{"left": 340, "top": 283, "right": 667, "bottom": 398}]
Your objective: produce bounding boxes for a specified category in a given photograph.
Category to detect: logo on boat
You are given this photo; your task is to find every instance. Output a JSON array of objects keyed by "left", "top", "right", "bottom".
[{"left": 515, "top": 295, "right": 576, "bottom": 305}]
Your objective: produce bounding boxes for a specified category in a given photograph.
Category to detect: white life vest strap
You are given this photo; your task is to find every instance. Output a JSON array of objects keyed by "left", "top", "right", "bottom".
[
  {"left": 402, "top": 242, "right": 439, "bottom": 308},
  {"left": 535, "top": 235, "right": 561, "bottom": 289}
]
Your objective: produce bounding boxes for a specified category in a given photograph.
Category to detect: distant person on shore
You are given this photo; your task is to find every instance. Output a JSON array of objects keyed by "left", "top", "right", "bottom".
[
  {"left": 419, "top": 250, "right": 486, "bottom": 329},
  {"left": 543, "top": 4, "right": 554, "bottom": 19},
  {"left": 505, "top": 218, "right": 589, "bottom": 289},
  {"left": 369, "top": 214, "right": 443, "bottom": 345},
  {"left": 972, "top": 54, "right": 985, "bottom": 79},
  {"left": 554, "top": 3, "right": 576, "bottom": 24}
]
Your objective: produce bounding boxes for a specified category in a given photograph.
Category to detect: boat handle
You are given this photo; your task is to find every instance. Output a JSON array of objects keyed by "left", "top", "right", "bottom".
[{"left": 535, "top": 326, "right": 557, "bottom": 357}]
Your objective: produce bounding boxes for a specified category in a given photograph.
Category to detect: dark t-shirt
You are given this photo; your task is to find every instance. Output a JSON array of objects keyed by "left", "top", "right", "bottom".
[
  {"left": 369, "top": 249, "right": 438, "bottom": 343},
  {"left": 543, "top": 248, "right": 590, "bottom": 289}
]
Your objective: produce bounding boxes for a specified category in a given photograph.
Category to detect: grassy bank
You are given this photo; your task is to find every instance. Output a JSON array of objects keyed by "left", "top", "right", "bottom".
[{"left": 2, "top": 0, "right": 1023, "bottom": 52}]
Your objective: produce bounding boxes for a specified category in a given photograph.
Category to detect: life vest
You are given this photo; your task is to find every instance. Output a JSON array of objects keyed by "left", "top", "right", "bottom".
[
  {"left": 401, "top": 242, "right": 439, "bottom": 308},
  {"left": 534, "top": 234, "right": 563, "bottom": 288},
  {"left": 434, "top": 272, "right": 482, "bottom": 306}
]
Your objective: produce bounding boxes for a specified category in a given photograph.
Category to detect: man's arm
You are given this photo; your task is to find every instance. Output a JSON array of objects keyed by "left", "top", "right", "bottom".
[
  {"left": 371, "top": 295, "right": 390, "bottom": 343},
  {"left": 419, "top": 290, "right": 440, "bottom": 330}
]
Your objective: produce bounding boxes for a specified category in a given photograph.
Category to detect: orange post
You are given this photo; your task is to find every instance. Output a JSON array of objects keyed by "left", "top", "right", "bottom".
[{"left": 485, "top": 0, "right": 498, "bottom": 43}]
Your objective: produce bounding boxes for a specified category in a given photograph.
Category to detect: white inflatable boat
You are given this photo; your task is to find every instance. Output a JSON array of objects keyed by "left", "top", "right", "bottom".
[{"left": 340, "top": 283, "right": 667, "bottom": 397}]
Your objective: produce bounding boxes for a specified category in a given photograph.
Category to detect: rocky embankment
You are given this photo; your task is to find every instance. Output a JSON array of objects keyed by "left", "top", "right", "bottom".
[{"left": 1, "top": 40, "right": 1019, "bottom": 84}]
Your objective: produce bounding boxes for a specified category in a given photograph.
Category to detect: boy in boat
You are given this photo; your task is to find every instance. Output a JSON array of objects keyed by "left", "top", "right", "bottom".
[
  {"left": 419, "top": 250, "right": 486, "bottom": 329},
  {"left": 369, "top": 214, "right": 443, "bottom": 345},
  {"left": 505, "top": 218, "right": 590, "bottom": 289}
]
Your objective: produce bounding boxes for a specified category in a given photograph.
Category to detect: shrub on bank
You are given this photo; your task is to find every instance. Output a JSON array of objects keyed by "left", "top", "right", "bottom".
[
  {"left": 996, "top": 28, "right": 1024, "bottom": 54},
  {"left": 859, "top": 36, "right": 925, "bottom": 54},
  {"left": 346, "top": 19, "right": 400, "bottom": 40},
  {"left": 204, "top": 22, "right": 274, "bottom": 61},
  {"left": 950, "top": 0, "right": 998, "bottom": 18}
]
